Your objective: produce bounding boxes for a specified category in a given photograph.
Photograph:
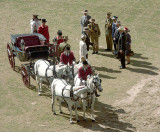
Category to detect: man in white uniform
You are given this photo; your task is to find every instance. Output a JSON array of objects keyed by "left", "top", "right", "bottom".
[
  {"left": 79, "top": 34, "right": 87, "bottom": 62},
  {"left": 30, "top": 14, "right": 40, "bottom": 33}
]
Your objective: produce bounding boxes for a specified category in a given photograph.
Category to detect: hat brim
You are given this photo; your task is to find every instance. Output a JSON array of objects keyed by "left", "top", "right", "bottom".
[{"left": 82, "top": 11, "right": 88, "bottom": 13}]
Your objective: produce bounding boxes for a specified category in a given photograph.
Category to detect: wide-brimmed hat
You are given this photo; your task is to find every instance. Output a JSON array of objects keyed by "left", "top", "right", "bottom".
[
  {"left": 124, "top": 27, "right": 130, "bottom": 32},
  {"left": 112, "top": 16, "right": 118, "bottom": 20},
  {"left": 83, "top": 27, "right": 89, "bottom": 31},
  {"left": 42, "top": 19, "right": 47, "bottom": 23},
  {"left": 63, "top": 36, "right": 69, "bottom": 40},
  {"left": 89, "top": 18, "right": 95, "bottom": 22},
  {"left": 107, "top": 12, "right": 112, "bottom": 16},
  {"left": 33, "top": 14, "right": 38, "bottom": 17},
  {"left": 81, "top": 34, "right": 86, "bottom": 40},
  {"left": 117, "top": 26, "right": 125, "bottom": 31},
  {"left": 116, "top": 21, "right": 121, "bottom": 25},
  {"left": 82, "top": 10, "right": 88, "bottom": 13}
]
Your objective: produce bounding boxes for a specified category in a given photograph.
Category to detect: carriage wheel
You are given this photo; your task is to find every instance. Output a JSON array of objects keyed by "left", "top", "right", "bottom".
[
  {"left": 7, "top": 43, "right": 15, "bottom": 70},
  {"left": 21, "top": 65, "right": 30, "bottom": 88}
]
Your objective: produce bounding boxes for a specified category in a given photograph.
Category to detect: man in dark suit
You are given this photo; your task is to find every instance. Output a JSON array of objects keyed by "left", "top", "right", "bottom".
[
  {"left": 82, "top": 27, "right": 93, "bottom": 52},
  {"left": 81, "top": 10, "right": 91, "bottom": 33},
  {"left": 113, "top": 21, "right": 121, "bottom": 55},
  {"left": 118, "top": 27, "right": 126, "bottom": 69}
]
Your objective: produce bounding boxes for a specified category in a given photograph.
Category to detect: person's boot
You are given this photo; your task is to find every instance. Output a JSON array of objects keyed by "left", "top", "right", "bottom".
[{"left": 95, "top": 91, "right": 100, "bottom": 97}]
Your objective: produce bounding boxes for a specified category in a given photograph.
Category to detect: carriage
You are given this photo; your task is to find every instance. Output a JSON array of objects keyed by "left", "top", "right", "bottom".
[{"left": 7, "top": 33, "right": 49, "bottom": 87}]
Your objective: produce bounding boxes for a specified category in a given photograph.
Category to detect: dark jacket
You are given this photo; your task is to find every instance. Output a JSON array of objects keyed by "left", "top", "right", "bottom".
[
  {"left": 118, "top": 32, "right": 126, "bottom": 51},
  {"left": 113, "top": 27, "right": 120, "bottom": 44},
  {"left": 83, "top": 32, "right": 93, "bottom": 51}
]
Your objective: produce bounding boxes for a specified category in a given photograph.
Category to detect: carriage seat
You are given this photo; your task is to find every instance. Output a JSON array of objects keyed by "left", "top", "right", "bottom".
[{"left": 16, "top": 35, "right": 41, "bottom": 50}]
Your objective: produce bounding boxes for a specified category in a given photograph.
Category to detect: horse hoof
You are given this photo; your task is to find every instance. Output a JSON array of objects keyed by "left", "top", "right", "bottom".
[
  {"left": 92, "top": 120, "right": 95, "bottom": 122},
  {"left": 60, "top": 112, "right": 63, "bottom": 114},
  {"left": 53, "top": 112, "right": 56, "bottom": 115},
  {"left": 83, "top": 119, "right": 86, "bottom": 122},
  {"left": 77, "top": 120, "right": 80, "bottom": 123},
  {"left": 70, "top": 121, "right": 74, "bottom": 124}
]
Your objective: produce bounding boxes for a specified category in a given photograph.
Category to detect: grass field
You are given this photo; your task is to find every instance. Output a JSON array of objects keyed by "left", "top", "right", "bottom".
[{"left": 0, "top": 0, "right": 160, "bottom": 131}]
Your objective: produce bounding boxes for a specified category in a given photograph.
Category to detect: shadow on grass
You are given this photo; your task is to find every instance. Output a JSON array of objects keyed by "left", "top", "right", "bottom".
[
  {"left": 98, "top": 52, "right": 116, "bottom": 59},
  {"left": 126, "top": 67, "right": 158, "bottom": 75},
  {"left": 132, "top": 53, "right": 148, "bottom": 60},
  {"left": 130, "top": 60, "right": 158, "bottom": 70},
  {"left": 94, "top": 66, "right": 121, "bottom": 73},
  {"left": 52, "top": 99, "right": 136, "bottom": 132}
]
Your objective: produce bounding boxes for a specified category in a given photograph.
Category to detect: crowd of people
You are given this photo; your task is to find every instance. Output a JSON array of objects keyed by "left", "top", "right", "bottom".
[{"left": 29, "top": 10, "right": 133, "bottom": 89}]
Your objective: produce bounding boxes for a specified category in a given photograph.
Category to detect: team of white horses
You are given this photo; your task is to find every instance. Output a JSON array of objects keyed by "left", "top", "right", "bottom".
[{"left": 34, "top": 59, "right": 103, "bottom": 124}]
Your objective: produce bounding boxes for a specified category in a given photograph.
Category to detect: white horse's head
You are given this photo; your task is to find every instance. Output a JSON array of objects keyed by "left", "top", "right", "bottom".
[
  {"left": 62, "top": 64, "right": 72, "bottom": 77},
  {"left": 87, "top": 73, "right": 103, "bottom": 92}
]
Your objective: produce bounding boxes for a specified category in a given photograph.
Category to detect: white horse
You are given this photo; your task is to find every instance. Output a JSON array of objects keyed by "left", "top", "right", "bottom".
[
  {"left": 74, "top": 74, "right": 103, "bottom": 121},
  {"left": 34, "top": 59, "right": 72, "bottom": 95},
  {"left": 51, "top": 78, "right": 88, "bottom": 124}
]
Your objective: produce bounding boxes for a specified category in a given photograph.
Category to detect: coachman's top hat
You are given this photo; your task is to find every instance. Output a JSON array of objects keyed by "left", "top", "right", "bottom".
[{"left": 42, "top": 19, "right": 47, "bottom": 23}]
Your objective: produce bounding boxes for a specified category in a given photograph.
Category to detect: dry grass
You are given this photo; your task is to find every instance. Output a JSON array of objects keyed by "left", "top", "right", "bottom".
[{"left": 0, "top": 0, "right": 160, "bottom": 131}]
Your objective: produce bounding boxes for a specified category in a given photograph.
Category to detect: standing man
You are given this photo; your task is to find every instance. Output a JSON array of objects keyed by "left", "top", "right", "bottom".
[
  {"left": 30, "top": 14, "right": 41, "bottom": 33},
  {"left": 113, "top": 20, "right": 121, "bottom": 55},
  {"left": 105, "top": 12, "right": 113, "bottom": 51},
  {"left": 60, "top": 46, "right": 76, "bottom": 65},
  {"left": 79, "top": 34, "right": 87, "bottom": 62},
  {"left": 88, "top": 18, "right": 101, "bottom": 54},
  {"left": 38, "top": 19, "right": 50, "bottom": 43},
  {"left": 83, "top": 27, "right": 93, "bottom": 52},
  {"left": 81, "top": 10, "right": 91, "bottom": 33},
  {"left": 118, "top": 27, "right": 126, "bottom": 69}
]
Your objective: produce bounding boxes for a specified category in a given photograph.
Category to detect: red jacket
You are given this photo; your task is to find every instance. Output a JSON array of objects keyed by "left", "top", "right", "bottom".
[
  {"left": 78, "top": 66, "right": 93, "bottom": 80},
  {"left": 57, "top": 36, "right": 64, "bottom": 45},
  {"left": 38, "top": 25, "right": 50, "bottom": 43},
  {"left": 60, "top": 52, "right": 75, "bottom": 65}
]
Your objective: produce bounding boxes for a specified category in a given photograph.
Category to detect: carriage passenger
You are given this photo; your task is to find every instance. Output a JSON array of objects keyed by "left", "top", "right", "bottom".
[
  {"left": 58, "top": 36, "right": 70, "bottom": 56},
  {"left": 56, "top": 30, "right": 64, "bottom": 45},
  {"left": 60, "top": 46, "right": 75, "bottom": 65},
  {"left": 30, "top": 14, "right": 40, "bottom": 33},
  {"left": 38, "top": 19, "right": 50, "bottom": 43}
]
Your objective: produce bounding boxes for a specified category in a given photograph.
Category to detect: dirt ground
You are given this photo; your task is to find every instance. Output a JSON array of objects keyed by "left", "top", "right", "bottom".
[{"left": 0, "top": 0, "right": 160, "bottom": 132}]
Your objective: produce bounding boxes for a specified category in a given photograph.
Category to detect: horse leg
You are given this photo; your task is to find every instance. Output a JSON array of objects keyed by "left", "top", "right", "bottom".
[
  {"left": 82, "top": 99, "right": 87, "bottom": 121},
  {"left": 68, "top": 104, "right": 73, "bottom": 124},
  {"left": 52, "top": 91, "right": 56, "bottom": 115},
  {"left": 75, "top": 101, "right": 80, "bottom": 122},
  {"left": 91, "top": 95, "right": 95, "bottom": 122},
  {"left": 59, "top": 99, "right": 63, "bottom": 114},
  {"left": 38, "top": 78, "right": 43, "bottom": 96}
]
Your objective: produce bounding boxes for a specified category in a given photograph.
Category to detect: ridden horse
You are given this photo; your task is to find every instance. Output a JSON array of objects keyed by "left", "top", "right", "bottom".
[
  {"left": 51, "top": 78, "right": 88, "bottom": 124},
  {"left": 34, "top": 59, "right": 72, "bottom": 95},
  {"left": 74, "top": 74, "right": 103, "bottom": 121}
]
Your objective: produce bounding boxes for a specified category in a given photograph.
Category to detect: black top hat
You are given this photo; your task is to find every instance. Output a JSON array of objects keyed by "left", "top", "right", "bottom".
[
  {"left": 83, "top": 60, "right": 88, "bottom": 65},
  {"left": 57, "top": 30, "right": 62, "bottom": 35},
  {"left": 42, "top": 19, "right": 47, "bottom": 23},
  {"left": 65, "top": 46, "right": 70, "bottom": 50}
]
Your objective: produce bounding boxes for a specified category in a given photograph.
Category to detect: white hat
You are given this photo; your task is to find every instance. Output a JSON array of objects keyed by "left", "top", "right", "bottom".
[{"left": 81, "top": 34, "right": 86, "bottom": 40}]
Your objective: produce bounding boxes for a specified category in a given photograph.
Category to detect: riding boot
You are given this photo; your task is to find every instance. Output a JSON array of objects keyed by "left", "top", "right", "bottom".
[{"left": 95, "top": 90, "right": 100, "bottom": 97}]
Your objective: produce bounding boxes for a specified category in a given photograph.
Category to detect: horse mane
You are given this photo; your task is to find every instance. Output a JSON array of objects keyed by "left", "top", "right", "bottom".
[{"left": 73, "top": 86, "right": 87, "bottom": 96}]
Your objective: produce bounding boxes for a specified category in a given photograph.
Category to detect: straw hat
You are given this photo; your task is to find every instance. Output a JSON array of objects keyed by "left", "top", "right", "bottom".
[{"left": 82, "top": 10, "right": 88, "bottom": 13}]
